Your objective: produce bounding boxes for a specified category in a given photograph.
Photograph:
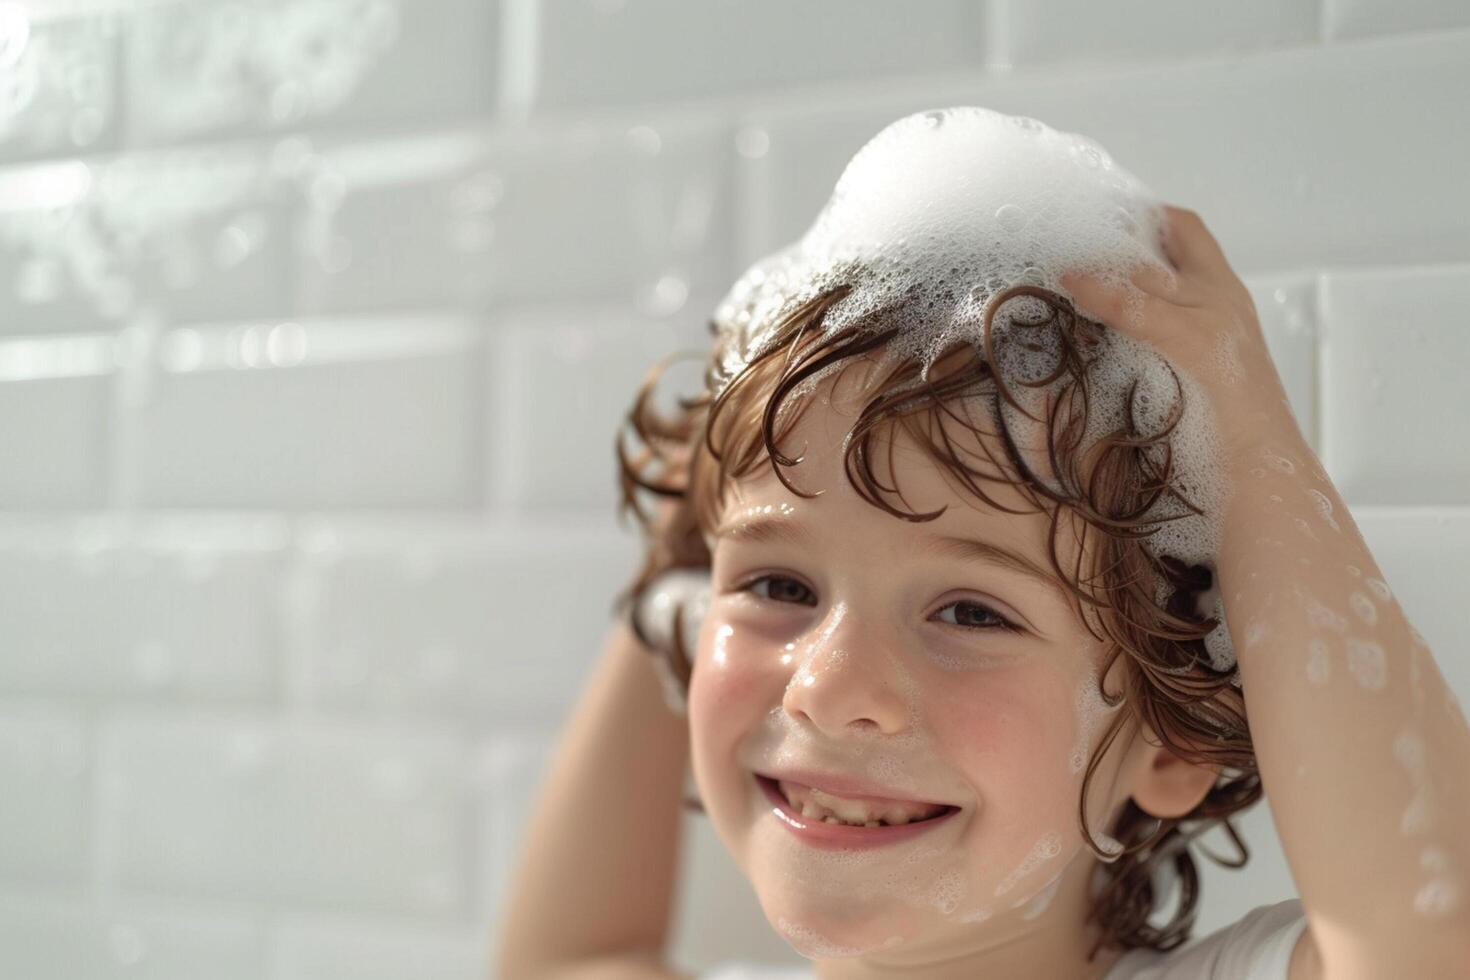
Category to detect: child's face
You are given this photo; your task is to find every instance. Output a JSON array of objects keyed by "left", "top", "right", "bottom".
[{"left": 687, "top": 370, "right": 1141, "bottom": 963}]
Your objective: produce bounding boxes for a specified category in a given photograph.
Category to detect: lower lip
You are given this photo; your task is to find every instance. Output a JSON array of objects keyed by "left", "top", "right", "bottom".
[{"left": 755, "top": 774, "right": 959, "bottom": 850}]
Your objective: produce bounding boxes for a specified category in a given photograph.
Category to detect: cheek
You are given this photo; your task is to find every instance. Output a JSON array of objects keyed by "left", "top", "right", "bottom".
[
  {"left": 689, "top": 623, "right": 772, "bottom": 720},
  {"left": 923, "top": 666, "right": 1083, "bottom": 811},
  {"left": 688, "top": 623, "right": 776, "bottom": 779}
]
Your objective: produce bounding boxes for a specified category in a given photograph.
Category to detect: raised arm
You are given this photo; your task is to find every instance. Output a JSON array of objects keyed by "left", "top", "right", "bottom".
[
  {"left": 495, "top": 619, "right": 693, "bottom": 979},
  {"left": 1215, "top": 425, "right": 1470, "bottom": 979},
  {"left": 1063, "top": 206, "right": 1470, "bottom": 979}
]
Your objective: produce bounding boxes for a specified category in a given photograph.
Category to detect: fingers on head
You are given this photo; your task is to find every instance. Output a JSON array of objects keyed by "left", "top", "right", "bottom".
[
  {"left": 1060, "top": 273, "right": 1170, "bottom": 339},
  {"left": 1129, "top": 262, "right": 1184, "bottom": 301},
  {"left": 1162, "top": 205, "right": 1227, "bottom": 275}
]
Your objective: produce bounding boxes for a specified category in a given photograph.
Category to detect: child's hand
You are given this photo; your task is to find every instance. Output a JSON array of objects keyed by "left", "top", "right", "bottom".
[{"left": 1059, "top": 205, "right": 1305, "bottom": 466}]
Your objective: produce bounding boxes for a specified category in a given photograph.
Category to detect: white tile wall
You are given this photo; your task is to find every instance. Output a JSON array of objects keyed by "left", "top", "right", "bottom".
[
  {"left": 291, "top": 519, "right": 637, "bottom": 722},
  {"left": 0, "top": 895, "right": 264, "bottom": 980},
  {"left": 0, "top": 8, "right": 122, "bottom": 163},
  {"left": 269, "top": 915, "right": 490, "bottom": 980},
  {"left": 125, "top": 0, "right": 500, "bottom": 144},
  {"left": 129, "top": 317, "right": 486, "bottom": 509},
  {"left": 0, "top": 361, "right": 112, "bottom": 507},
  {"left": 1001, "top": 0, "right": 1320, "bottom": 69},
  {"left": 1322, "top": 0, "right": 1470, "bottom": 40},
  {"left": 521, "top": 1, "right": 988, "bottom": 111},
  {"left": 1319, "top": 264, "right": 1470, "bottom": 504},
  {"left": 493, "top": 304, "right": 710, "bottom": 512},
  {"left": 0, "top": 517, "right": 284, "bottom": 700},
  {"left": 0, "top": 702, "right": 91, "bottom": 887},
  {"left": 0, "top": 4, "right": 1466, "bottom": 979},
  {"left": 102, "top": 712, "right": 473, "bottom": 916}
]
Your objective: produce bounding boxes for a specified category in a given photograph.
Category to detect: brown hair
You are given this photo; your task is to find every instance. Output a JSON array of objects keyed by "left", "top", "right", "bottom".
[{"left": 614, "top": 280, "right": 1262, "bottom": 959}]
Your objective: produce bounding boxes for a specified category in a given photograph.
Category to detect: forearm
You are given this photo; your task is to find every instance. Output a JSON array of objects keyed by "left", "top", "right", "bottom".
[
  {"left": 497, "top": 620, "right": 691, "bottom": 977},
  {"left": 1218, "top": 433, "right": 1470, "bottom": 967}
]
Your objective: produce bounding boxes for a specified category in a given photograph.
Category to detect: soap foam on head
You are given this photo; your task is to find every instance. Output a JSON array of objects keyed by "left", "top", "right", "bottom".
[{"left": 709, "top": 105, "right": 1237, "bottom": 680}]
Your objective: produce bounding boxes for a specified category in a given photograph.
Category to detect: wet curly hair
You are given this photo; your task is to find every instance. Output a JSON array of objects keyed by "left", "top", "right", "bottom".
[{"left": 613, "top": 278, "right": 1263, "bottom": 961}]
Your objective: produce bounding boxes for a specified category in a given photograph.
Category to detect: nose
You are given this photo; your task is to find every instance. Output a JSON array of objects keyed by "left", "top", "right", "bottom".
[{"left": 781, "top": 605, "right": 911, "bottom": 737}]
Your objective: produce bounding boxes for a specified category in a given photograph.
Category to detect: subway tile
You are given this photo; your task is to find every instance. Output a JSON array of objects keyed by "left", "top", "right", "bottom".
[
  {"left": 494, "top": 305, "right": 708, "bottom": 513},
  {"left": 0, "top": 334, "right": 113, "bottom": 507},
  {"left": 101, "top": 148, "right": 299, "bottom": 325},
  {"left": 0, "top": 148, "right": 296, "bottom": 334},
  {"left": 0, "top": 895, "right": 262, "bottom": 980},
  {"left": 269, "top": 915, "right": 487, "bottom": 980},
  {"left": 524, "top": 0, "right": 986, "bottom": 111},
  {"left": 129, "top": 316, "right": 485, "bottom": 509},
  {"left": 0, "top": 8, "right": 121, "bottom": 164},
  {"left": 0, "top": 159, "right": 118, "bottom": 334},
  {"left": 125, "top": 0, "right": 498, "bottom": 145},
  {"left": 0, "top": 703, "right": 89, "bottom": 888},
  {"left": 1323, "top": 0, "right": 1470, "bottom": 40},
  {"left": 0, "top": 517, "right": 285, "bottom": 702},
  {"left": 296, "top": 119, "right": 734, "bottom": 313},
  {"left": 1005, "top": 0, "right": 1318, "bottom": 69},
  {"left": 737, "top": 32, "right": 1470, "bottom": 277},
  {"left": 103, "top": 712, "right": 472, "bottom": 916},
  {"left": 1319, "top": 265, "right": 1470, "bottom": 504},
  {"left": 293, "top": 520, "right": 638, "bottom": 723}
]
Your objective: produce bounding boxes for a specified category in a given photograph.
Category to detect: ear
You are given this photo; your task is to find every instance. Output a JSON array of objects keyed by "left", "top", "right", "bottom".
[{"left": 1119, "top": 716, "right": 1222, "bottom": 820}]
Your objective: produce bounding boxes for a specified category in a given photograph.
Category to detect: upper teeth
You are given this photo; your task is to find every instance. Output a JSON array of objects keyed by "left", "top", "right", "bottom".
[{"left": 779, "top": 780, "right": 946, "bottom": 826}]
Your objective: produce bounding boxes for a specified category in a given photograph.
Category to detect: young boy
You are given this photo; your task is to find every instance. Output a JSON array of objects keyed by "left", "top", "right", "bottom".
[{"left": 498, "top": 107, "right": 1470, "bottom": 980}]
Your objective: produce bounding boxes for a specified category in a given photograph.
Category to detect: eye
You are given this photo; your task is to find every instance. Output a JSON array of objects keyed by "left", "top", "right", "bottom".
[
  {"left": 738, "top": 574, "right": 816, "bottom": 606},
  {"left": 934, "top": 599, "right": 1019, "bottom": 633}
]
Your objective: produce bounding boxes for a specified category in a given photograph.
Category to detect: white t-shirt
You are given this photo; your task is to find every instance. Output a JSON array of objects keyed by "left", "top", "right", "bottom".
[{"left": 699, "top": 898, "right": 1308, "bottom": 980}]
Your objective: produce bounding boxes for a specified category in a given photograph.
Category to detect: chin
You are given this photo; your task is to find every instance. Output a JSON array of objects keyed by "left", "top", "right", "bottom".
[
  {"left": 768, "top": 902, "right": 911, "bottom": 960},
  {"left": 749, "top": 868, "right": 924, "bottom": 959}
]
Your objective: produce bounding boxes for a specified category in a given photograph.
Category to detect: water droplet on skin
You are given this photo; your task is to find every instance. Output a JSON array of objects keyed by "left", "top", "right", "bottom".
[
  {"left": 1345, "top": 637, "right": 1387, "bottom": 690},
  {"left": 1349, "top": 592, "right": 1377, "bottom": 626},
  {"left": 1421, "top": 845, "right": 1450, "bottom": 873},
  {"left": 1414, "top": 877, "right": 1462, "bottom": 918},
  {"left": 1306, "top": 488, "right": 1340, "bottom": 532},
  {"left": 1264, "top": 453, "right": 1296, "bottom": 474},
  {"left": 1394, "top": 731, "right": 1426, "bottom": 771},
  {"left": 1305, "top": 638, "right": 1331, "bottom": 686},
  {"left": 1401, "top": 791, "right": 1433, "bottom": 835},
  {"left": 1311, "top": 599, "right": 1346, "bottom": 628}
]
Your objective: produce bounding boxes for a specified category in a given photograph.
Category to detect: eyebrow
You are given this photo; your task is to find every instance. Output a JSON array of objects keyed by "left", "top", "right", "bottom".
[{"left": 714, "top": 514, "right": 1066, "bottom": 597}]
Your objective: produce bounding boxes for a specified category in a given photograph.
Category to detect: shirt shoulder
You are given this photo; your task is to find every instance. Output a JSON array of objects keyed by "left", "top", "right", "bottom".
[
  {"left": 697, "top": 962, "right": 815, "bottom": 980},
  {"left": 1104, "top": 898, "right": 1309, "bottom": 980}
]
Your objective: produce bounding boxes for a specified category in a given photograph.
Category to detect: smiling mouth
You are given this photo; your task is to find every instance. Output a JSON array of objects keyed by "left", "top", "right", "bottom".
[{"left": 755, "top": 774, "right": 959, "bottom": 828}]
